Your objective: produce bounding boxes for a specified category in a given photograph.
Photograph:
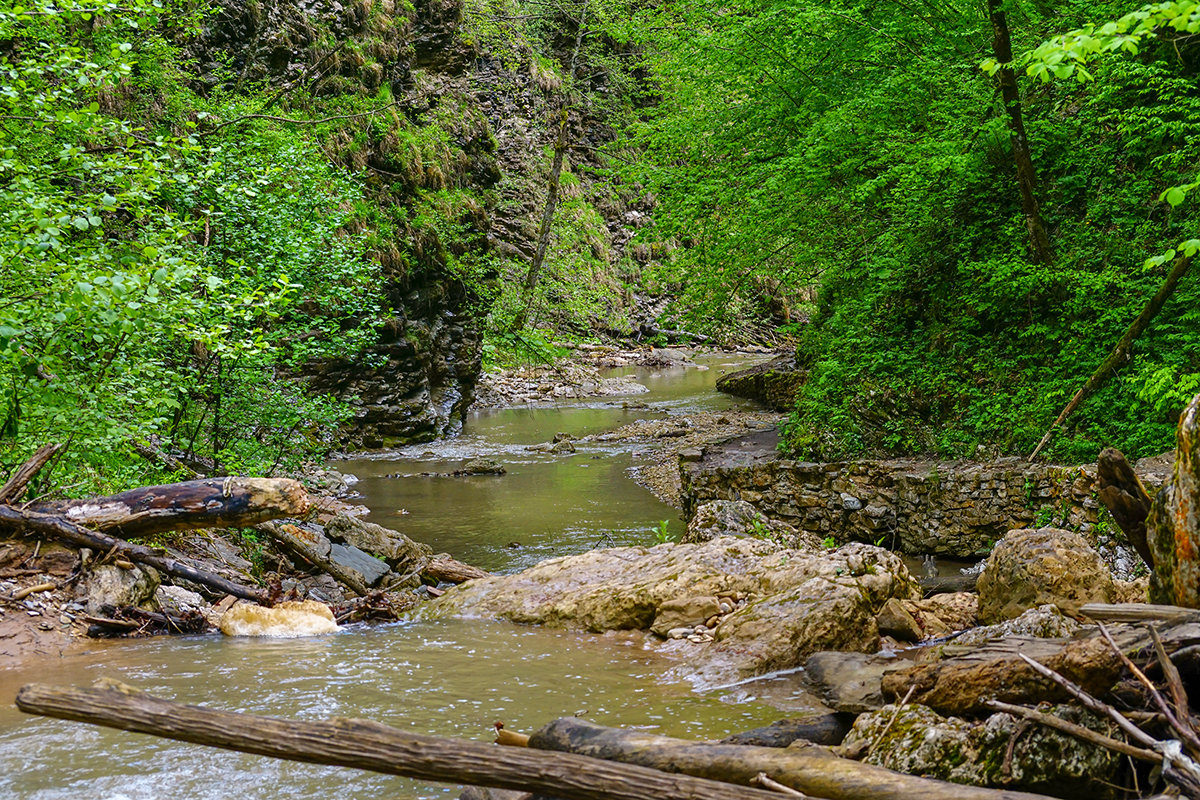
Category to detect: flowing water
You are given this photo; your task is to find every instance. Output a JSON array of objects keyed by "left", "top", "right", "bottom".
[{"left": 0, "top": 352, "right": 819, "bottom": 800}]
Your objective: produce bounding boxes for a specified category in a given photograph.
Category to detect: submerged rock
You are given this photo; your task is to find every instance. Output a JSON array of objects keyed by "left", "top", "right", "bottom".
[
  {"left": 426, "top": 537, "right": 919, "bottom": 685},
  {"left": 218, "top": 600, "right": 338, "bottom": 637},
  {"left": 977, "top": 527, "right": 1115, "bottom": 622},
  {"left": 840, "top": 703, "right": 1122, "bottom": 799}
]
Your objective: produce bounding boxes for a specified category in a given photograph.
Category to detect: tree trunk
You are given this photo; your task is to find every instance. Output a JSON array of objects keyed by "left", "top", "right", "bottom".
[
  {"left": 1029, "top": 253, "right": 1192, "bottom": 460},
  {"left": 255, "top": 520, "right": 371, "bottom": 597},
  {"left": 1148, "top": 393, "right": 1200, "bottom": 606},
  {"left": 0, "top": 506, "right": 268, "bottom": 603},
  {"left": 511, "top": 0, "right": 590, "bottom": 331},
  {"left": 28, "top": 477, "right": 310, "bottom": 538},
  {"left": 15, "top": 683, "right": 791, "bottom": 800},
  {"left": 423, "top": 553, "right": 491, "bottom": 584},
  {"left": 0, "top": 443, "right": 63, "bottom": 504},
  {"left": 528, "top": 717, "right": 1055, "bottom": 800},
  {"left": 986, "top": 0, "right": 1053, "bottom": 266}
]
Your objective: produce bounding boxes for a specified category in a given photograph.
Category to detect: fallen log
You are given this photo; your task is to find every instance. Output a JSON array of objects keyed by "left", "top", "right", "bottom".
[
  {"left": 27, "top": 477, "right": 310, "bottom": 539},
  {"left": 16, "top": 682, "right": 790, "bottom": 800},
  {"left": 424, "top": 553, "right": 491, "bottom": 584},
  {"left": 256, "top": 520, "right": 371, "bottom": 597},
  {"left": 527, "top": 717, "right": 1054, "bottom": 800},
  {"left": 0, "top": 506, "right": 267, "bottom": 603},
  {"left": 0, "top": 443, "right": 63, "bottom": 504}
]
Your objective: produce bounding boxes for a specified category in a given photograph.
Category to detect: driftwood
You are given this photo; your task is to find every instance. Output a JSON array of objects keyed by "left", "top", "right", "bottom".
[
  {"left": 424, "top": 553, "right": 491, "bottom": 584},
  {"left": 1096, "top": 447, "right": 1154, "bottom": 566},
  {"left": 1149, "top": 394, "right": 1200, "bottom": 606},
  {"left": 16, "top": 683, "right": 792, "bottom": 800},
  {"left": 0, "top": 506, "right": 267, "bottom": 603},
  {"left": 255, "top": 520, "right": 371, "bottom": 597},
  {"left": 526, "top": 717, "right": 1055, "bottom": 800},
  {"left": 0, "top": 443, "right": 63, "bottom": 504},
  {"left": 28, "top": 477, "right": 310, "bottom": 539},
  {"left": 1080, "top": 602, "right": 1200, "bottom": 624}
]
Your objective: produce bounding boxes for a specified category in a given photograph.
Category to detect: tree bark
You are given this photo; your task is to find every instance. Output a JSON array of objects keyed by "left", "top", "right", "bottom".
[
  {"left": 528, "top": 717, "right": 1055, "bottom": 800},
  {"left": 255, "top": 520, "right": 371, "bottom": 597},
  {"left": 0, "top": 506, "right": 267, "bottom": 603},
  {"left": 27, "top": 477, "right": 310, "bottom": 538},
  {"left": 15, "top": 683, "right": 790, "bottom": 800},
  {"left": 1029, "top": 253, "right": 1192, "bottom": 461},
  {"left": 0, "top": 443, "right": 63, "bottom": 504},
  {"left": 987, "top": 0, "right": 1053, "bottom": 266},
  {"left": 1148, "top": 393, "right": 1200, "bottom": 606},
  {"left": 1096, "top": 447, "right": 1154, "bottom": 566}
]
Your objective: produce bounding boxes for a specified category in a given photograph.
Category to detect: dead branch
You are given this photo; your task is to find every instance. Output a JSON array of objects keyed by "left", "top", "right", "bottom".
[{"left": 0, "top": 444, "right": 63, "bottom": 504}]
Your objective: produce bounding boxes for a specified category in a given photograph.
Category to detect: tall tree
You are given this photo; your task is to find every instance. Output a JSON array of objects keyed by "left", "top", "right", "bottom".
[{"left": 985, "top": 0, "right": 1054, "bottom": 265}]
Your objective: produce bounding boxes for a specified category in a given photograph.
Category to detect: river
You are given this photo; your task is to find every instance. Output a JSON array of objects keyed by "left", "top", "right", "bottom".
[{"left": 0, "top": 352, "right": 821, "bottom": 799}]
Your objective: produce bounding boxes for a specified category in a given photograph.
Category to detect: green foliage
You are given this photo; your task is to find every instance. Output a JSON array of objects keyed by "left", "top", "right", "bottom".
[
  {"left": 0, "top": 0, "right": 391, "bottom": 492},
  {"left": 651, "top": 518, "right": 674, "bottom": 544},
  {"left": 618, "top": 0, "right": 1200, "bottom": 462}
]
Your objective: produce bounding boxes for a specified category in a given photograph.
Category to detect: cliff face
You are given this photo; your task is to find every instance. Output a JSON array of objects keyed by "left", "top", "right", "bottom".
[{"left": 185, "top": 0, "right": 647, "bottom": 446}]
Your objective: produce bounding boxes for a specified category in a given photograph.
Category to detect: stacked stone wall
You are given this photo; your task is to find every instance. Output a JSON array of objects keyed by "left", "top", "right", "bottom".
[{"left": 681, "top": 435, "right": 1166, "bottom": 558}]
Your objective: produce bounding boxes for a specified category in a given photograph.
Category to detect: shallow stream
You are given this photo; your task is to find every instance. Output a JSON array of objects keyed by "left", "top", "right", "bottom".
[{"left": 0, "top": 352, "right": 818, "bottom": 800}]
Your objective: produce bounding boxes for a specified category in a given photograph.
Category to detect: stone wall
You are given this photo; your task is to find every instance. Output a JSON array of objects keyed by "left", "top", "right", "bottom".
[{"left": 680, "top": 431, "right": 1167, "bottom": 559}]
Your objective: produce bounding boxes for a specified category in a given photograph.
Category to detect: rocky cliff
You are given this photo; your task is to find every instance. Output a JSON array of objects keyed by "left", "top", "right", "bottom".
[{"left": 185, "top": 0, "right": 648, "bottom": 446}]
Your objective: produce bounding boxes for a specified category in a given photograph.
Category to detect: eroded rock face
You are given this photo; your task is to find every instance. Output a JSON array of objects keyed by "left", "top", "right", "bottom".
[
  {"left": 426, "top": 537, "right": 919, "bottom": 685},
  {"left": 714, "top": 353, "right": 806, "bottom": 410},
  {"left": 977, "top": 528, "right": 1115, "bottom": 623},
  {"left": 841, "top": 704, "right": 1122, "bottom": 799}
]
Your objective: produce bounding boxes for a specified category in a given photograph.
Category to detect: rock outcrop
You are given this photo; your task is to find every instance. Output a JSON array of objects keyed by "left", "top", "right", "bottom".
[
  {"left": 714, "top": 353, "right": 806, "bottom": 410},
  {"left": 424, "top": 536, "right": 920, "bottom": 685}
]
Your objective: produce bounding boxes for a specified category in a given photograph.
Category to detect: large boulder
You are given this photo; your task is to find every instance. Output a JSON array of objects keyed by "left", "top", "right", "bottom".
[
  {"left": 977, "top": 527, "right": 1115, "bottom": 623},
  {"left": 840, "top": 703, "right": 1122, "bottom": 799},
  {"left": 427, "top": 537, "right": 919, "bottom": 686}
]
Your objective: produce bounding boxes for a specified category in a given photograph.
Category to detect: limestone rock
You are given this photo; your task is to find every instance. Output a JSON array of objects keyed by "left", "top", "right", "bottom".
[
  {"left": 154, "top": 585, "right": 208, "bottom": 617},
  {"left": 427, "top": 537, "right": 919, "bottom": 684},
  {"left": 804, "top": 651, "right": 907, "bottom": 713},
  {"left": 952, "top": 604, "right": 1081, "bottom": 648},
  {"left": 840, "top": 703, "right": 1121, "bottom": 799},
  {"left": 875, "top": 597, "right": 922, "bottom": 641},
  {"left": 977, "top": 527, "right": 1115, "bottom": 623},
  {"left": 651, "top": 596, "right": 721, "bottom": 637},
  {"left": 901, "top": 592, "right": 977, "bottom": 637},
  {"left": 455, "top": 457, "right": 506, "bottom": 475},
  {"left": 324, "top": 514, "right": 432, "bottom": 569},
  {"left": 1114, "top": 575, "right": 1149, "bottom": 603},
  {"left": 81, "top": 564, "right": 160, "bottom": 615},
  {"left": 596, "top": 377, "right": 649, "bottom": 396},
  {"left": 683, "top": 500, "right": 820, "bottom": 550},
  {"left": 218, "top": 600, "right": 338, "bottom": 637}
]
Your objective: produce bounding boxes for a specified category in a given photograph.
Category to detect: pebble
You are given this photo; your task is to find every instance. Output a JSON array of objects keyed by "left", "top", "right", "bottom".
[
  {"left": 667, "top": 627, "right": 692, "bottom": 640},
  {"left": 718, "top": 601, "right": 733, "bottom": 614}
]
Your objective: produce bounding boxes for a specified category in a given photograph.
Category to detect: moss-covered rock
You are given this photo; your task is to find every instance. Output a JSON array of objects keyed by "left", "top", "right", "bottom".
[{"left": 841, "top": 703, "right": 1122, "bottom": 799}]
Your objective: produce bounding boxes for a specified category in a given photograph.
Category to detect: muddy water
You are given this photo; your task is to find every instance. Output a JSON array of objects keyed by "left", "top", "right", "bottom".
[
  {"left": 0, "top": 353, "right": 814, "bottom": 799},
  {"left": 338, "top": 353, "right": 766, "bottom": 572}
]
